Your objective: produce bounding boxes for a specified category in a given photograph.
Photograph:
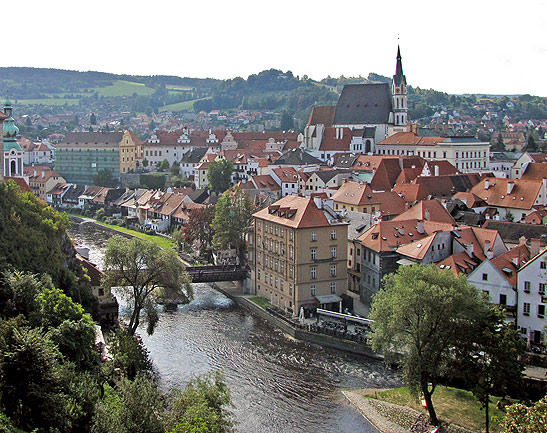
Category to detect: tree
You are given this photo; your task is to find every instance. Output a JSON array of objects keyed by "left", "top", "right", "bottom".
[
  {"left": 503, "top": 396, "right": 547, "bottom": 433},
  {"left": 102, "top": 236, "right": 192, "bottom": 336},
  {"left": 492, "top": 132, "right": 505, "bottom": 151},
  {"left": 143, "top": 158, "right": 149, "bottom": 168},
  {"left": 94, "top": 168, "right": 116, "bottom": 187},
  {"left": 159, "top": 159, "right": 170, "bottom": 172},
  {"left": 171, "top": 161, "right": 180, "bottom": 176},
  {"left": 108, "top": 329, "right": 154, "bottom": 380},
  {"left": 454, "top": 307, "right": 525, "bottom": 433},
  {"left": 212, "top": 186, "right": 254, "bottom": 265},
  {"left": 525, "top": 133, "right": 538, "bottom": 152},
  {"left": 369, "top": 265, "right": 489, "bottom": 425},
  {"left": 165, "top": 372, "right": 234, "bottom": 433},
  {"left": 90, "top": 113, "right": 97, "bottom": 125},
  {"left": 182, "top": 206, "right": 215, "bottom": 261},
  {"left": 207, "top": 159, "right": 234, "bottom": 194},
  {"left": 280, "top": 111, "right": 294, "bottom": 131}
]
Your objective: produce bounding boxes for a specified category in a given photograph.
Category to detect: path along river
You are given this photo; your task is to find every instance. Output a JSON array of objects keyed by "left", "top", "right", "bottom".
[{"left": 69, "top": 219, "right": 399, "bottom": 433}]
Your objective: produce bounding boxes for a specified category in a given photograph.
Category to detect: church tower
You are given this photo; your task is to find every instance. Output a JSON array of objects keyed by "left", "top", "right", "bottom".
[
  {"left": 392, "top": 45, "right": 408, "bottom": 128},
  {"left": 3, "top": 99, "right": 23, "bottom": 178}
]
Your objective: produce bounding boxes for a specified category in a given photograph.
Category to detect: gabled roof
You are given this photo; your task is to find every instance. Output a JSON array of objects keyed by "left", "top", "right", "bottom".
[
  {"left": 319, "top": 127, "right": 352, "bottom": 151},
  {"left": 438, "top": 252, "right": 481, "bottom": 275},
  {"left": 3, "top": 177, "right": 31, "bottom": 193},
  {"left": 490, "top": 243, "right": 530, "bottom": 286},
  {"left": 396, "top": 232, "right": 438, "bottom": 260},
  {"left": 483, "top": 220, "right": 547, "bottom": 245},
  {"left": 252, "top": 175, "right": 281, "bottom": 191},
  {"left": 453, "top": 192, "right": 487, "bottom": 208},
  {"left": 180, "top": 148, "right": 208, "bottom": 164},
  {"left": 253, "top": 195, "right": 335, "bottom": 229},
  {"left": 393, "top": 183, "right": 427, "bottom": 204},
  {"left": 334, "top": 83, "right": 393, "bottom": 125},
  {"left": 521, "top": 163, "right": 547, "bottom": 180},
  {"left": 272, "top": 167, "right": 299, "bottom": 183},
  {"left": 358, "top": 218, "right": 429, "bottom": 252},
  {"left": 370, "top": 158, "right": 404, "bottom": 191},
  {"left": 393, "top": 200, "right": 455, "bottom": 224},
  {"left": 307, "top": 106, "right": 336, "bottom": 127},
  {"left": 275, "top": 148, "right": 322, "bottom": 166},
  {"left": 469, "top": 178, "right": 542, "bottom": 210},
  {"left": 378, "top": 131, "right": 444, "bottom": 146},
  {"left": 529, "top": 153, "right": 547, "bottom": 163}
]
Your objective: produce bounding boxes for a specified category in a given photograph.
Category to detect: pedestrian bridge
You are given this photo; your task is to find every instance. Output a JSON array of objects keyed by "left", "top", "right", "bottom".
[{"left": 185, "top": 265, "right": 248, "bottom": 283}]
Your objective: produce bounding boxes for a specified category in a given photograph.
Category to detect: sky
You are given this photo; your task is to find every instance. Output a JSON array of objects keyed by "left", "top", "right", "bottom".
[{"left": 8, "top": 0, "right": 547, "bottom": 96}]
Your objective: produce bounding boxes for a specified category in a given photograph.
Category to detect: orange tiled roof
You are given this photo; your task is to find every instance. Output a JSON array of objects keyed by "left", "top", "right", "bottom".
[
  {"left": 378, "top": 131, "right": 444, "bottom": 146},
  {"left": 521, "top": 163, "right": 547, "bottom": 180},
  {"left": 393, "top": 199, "right": 455, "bottom": 224},
  {"left": 469, "top": 178, "right": 542, "bottom": 210},
  {"left": 253, "top": 195, "right": 331, "bottom": 229},
  {"left": 438, "top": 252, "right": 481, "bottom": 275},
  {"left": 490, "top": 243, "right": 530, "bottom": 286}
]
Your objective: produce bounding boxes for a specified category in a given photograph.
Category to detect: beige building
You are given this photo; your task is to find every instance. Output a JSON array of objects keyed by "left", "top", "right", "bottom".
[
  {"left": 23, "top": 166, "right": 66, "bottom": 202},
  {"left": 249, "top": 195, "right": 348, "bottom": 316},
  {"left": 376, "top": 132, "right": 490, "bottom": 172},
  {"left": 119, "top": 130, "right": 141, "bottom": 173}
]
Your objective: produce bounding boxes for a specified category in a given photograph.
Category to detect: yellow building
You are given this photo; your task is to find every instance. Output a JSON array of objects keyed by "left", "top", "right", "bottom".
[
  {"left": 249, "top": 195, "right": 348, "bottom": 316},
  {"left": 119, "top": 130, "right": 141, "bottom": 173}
]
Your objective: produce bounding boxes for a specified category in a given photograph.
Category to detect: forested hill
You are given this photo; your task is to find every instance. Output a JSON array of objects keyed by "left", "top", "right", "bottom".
[{"left": 1, "top": 67, "right": 546, "bottom": 130}]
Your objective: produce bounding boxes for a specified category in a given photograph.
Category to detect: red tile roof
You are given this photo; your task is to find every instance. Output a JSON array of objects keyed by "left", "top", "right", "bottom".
[
  {"left": 521, "top": 163, "right": 547, "bottom": 180},
  {"left": 319, "top": 127, "right": 352, "bottom": 151},
  {"left": 378, "top": 131, "right": 444, "bottom": 146},
  {"left": 253, "top": 195, "right": 332, "bottom": 229},
  {"left": 468, "top": 178, "right": 543, "bottom": 210},
  {"left": 490, "top": 244, "right": 530, "bottom": 286},
  {"left": 3, "top": 177, "right": 32, "bottom": 193},
  {"left": 307, "top": 106, "right": 336, "bottom": 127},
  {"left": 393, "top": 200, "right": 455, "bottom": 224}
]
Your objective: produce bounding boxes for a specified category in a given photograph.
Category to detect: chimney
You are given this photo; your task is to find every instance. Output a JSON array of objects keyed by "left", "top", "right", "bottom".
[
  {"left": 531, "top": 238, "right": 541, "bottom": 257},
  {"left": 434, "top": 164, "right": 440, "bottom": 177},
  {"left": 41, "top": 171, "right": 45, "bottom": 179},
  {"left": 417, "top": 220, "right": 425, "bottom": 234},
  {"left": 424, "top": 209, "right": 431, "bottom": 221},
  {"left": 519, "top": 236, "right": 527, "bottom": 246},
  {"left": 33, "top": 169, "right": 36, "bottom": 177},
  {"left": 484, "top": 179, "right": 490, "bottom": 190},
  {"left": 484, "top": 240, "right": 493, "bottom": 260},
  {"left": 507, "top": 181, "right": 515, "bottom": 195},
  {"left": 465, "top": 243, "right": 474, "bottom": 258},
  {"left": 340, "top": 128, "right": 343, "bottom": 139},
  {"left": 335, "top": 128, "right": 339, "bottom": 139},
  {"left": 313, "top": 195, "right": 322, "bottom": 209}
]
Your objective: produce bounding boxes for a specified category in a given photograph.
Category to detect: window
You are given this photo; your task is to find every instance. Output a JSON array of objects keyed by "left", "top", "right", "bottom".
[
  {"left": 331, "top": 230, "right": 336, "bottom": 240},
  {"left": 539, "top": 304, "right": 546, "bottom": 318},
  {"left": 357, "top": 248, "right": 361, "bottom": 257},
  {"left": 275, "top": 277, "right": 278, "bottom": 288},
  {"left": 289, "top": 265, "right": 294, "bottom": 278},
  {"left": 311, "top": 248, "right": 317, "bottom": 260},
  {"left": 524, "top": 281, "right": 531, "bottom": 293},
  {"left": 482, "top": 273, "right": 488, "bottom": 281},
  {"left": 257, "top": 221, "right": 261, "bottom": 229},
  {"left": 280, "top": 262, "right": 284, "bottom": 273},
  {"left": 311, "top": 231, "right": 317, "bottom": 241},
  {"left": 311, "top": 285, "right": 316, "bottom": 296},
  {"left": 257, "top": 269, "right": 261, "bottom": 280},
  {"left": 330, "top": 264, "right": 336, "bottom": 277},
  {"left": 523, "top": 303, "right": 531, "bottom": 316},
  {"left": 270, "top": 225, "right": 273, "bottom": 234},
  {"left": 331, "top": 247, "right": 337, "bottom": 258},
  {"left": 280, "top": 280, "right": 284, "bottom": 291},
  {"left": 330, "top": 282, "right": 336, "bottom": 294},
  {"left": 540, "top": 283, "right": 546, "bottom": 295},
  {"left": 289, "top": 245, "right": 294, "bottom": 259},
  {"left": 264, "top": 272, "right": 268, "bottom": 283},
  {"left": 289, "top": 284, "right": 293, "bottom": 295},
  {"left": 275, "top": 226, "right": 278, "bottom": 235},
  {"left": 257, "top": 252, "right": 261, "bottom": 264},
  {"left": 281, "top": 228, "right": 284, "bottom": 237},
  {"left": 265, "top": 223, "right": 268, "bottom": 232},
  {"left": 541, "top": 261, "right": 546, "bottom": 270},
  {"left": 310, "top": 266, "right": 317, "bottom": 279},
  {"left": 289, "top": 230, "right": 293, "bottom": 241}
]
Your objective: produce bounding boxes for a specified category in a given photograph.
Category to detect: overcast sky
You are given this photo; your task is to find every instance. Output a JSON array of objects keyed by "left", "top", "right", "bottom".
[{"left": 9, "top": 0, "right": 547, "bottom": 96}]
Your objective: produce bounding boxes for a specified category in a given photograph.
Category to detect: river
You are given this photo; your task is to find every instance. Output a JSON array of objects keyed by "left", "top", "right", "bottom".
[{"left": 69, "top": 219, "right": 399, "bottom": 433}]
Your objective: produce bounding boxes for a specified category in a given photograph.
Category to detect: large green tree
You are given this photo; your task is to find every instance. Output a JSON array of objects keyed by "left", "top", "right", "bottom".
[
  {"left": 182, "top": 206, "right": 215, "bottom": 261},
  {"left": 207, "top": 159, "right": 234, "bottom": 194},
  {"left": 454, "top": 307, "right": 525, "bottom": 433},
  {"left": 369, "top": 265, "right": 489, "bottom": 425},
  {"left": 93, "top": 168, "right": 116, "bottom": 187},
  {"left": 212, "top": 186, "right": 254, "bottom": 265},
  {"left": 102, "top": 236, "right": 193, "bottom": 336}
]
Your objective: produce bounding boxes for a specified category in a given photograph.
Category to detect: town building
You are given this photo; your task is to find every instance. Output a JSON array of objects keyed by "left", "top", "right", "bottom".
[
  {"left": 2, "top": 99, "right": 23, "bottom": 178},
  {"left": 516, "top": 241, "right": 547, "bottom": 345},
  {"left": 249, "top": 195, "right": 348, "bottom": 316},
  {"left": 23, "top": 166, "right": 66, "bottom": 202},
  {"left": 376, "top": 131, "right": 490, "bottom": 172}
]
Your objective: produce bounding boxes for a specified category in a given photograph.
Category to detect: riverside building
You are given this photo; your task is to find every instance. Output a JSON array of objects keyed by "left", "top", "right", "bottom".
[{"left": 249, "top": 195, "right": 348, "bottom": 316}]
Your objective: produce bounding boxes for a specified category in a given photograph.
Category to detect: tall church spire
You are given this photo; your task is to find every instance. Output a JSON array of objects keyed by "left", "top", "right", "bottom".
[{"left": 392, "top": 45, "right": 408, "bottom": 128}]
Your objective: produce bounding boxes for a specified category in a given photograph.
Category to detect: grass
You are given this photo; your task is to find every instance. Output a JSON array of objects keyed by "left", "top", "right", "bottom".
[
  {"left": 159, "top": 97, "right": 212, "bottom": 112},
  {"left": 248, "top": 296, "right": 271, "bottom": 309},
  {"left": 95, "top": 221, "right": 174, "bottom": 249},
  {"left": 92, "top": 80, "right": 155, "bottom": 97},
  {"left": 166, "top": 84, "right": 193, "bottom": 91},
  {"left": 365, "top": 386, "right": 511, "bottom": 433},
  {"left": 16, "top": 98, "right": 80, "bottom": 106}
]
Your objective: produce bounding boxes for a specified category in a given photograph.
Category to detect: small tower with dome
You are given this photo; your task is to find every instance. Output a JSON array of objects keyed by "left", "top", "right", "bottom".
[{"left": 2, "top": 98, "right": 23, "bottom": 178}]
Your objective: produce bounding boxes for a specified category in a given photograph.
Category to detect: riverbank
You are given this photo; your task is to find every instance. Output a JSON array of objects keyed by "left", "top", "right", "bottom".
[
  {"left": 212, "top": 281, "right": 383, "bottom": 360},
  {"left": 68, "top": 215, "right": 173, "bottom": 249}
]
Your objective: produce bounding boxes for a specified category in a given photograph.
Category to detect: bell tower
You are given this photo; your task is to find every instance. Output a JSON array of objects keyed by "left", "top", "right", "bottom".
[{"left": 392, "top": 45, "right": 408, "bottom": 127}]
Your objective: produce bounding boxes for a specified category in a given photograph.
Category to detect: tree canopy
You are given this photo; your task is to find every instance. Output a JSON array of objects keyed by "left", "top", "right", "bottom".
[
  {"left": 212, "top": 186, "right": 254, "bottom": 264},
  {"left": 369, "top": 264, "right": 490, "bottom": 425},
  {"left": 207, "top": 159, "right": 234, "bottom": 194},
  {"left": 102, "top": 236, "right": 192, "bottom": 336}
]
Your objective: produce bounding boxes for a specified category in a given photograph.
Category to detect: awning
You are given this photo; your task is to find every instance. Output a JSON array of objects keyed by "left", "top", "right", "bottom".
[{"left": 315, "top": 294, "right": 343, "bottom": 304}]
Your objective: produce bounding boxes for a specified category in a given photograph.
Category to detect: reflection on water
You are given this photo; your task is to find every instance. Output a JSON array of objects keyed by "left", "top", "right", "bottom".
[{"left": 69, "top": 219, "right": 398, "bottom": 433}]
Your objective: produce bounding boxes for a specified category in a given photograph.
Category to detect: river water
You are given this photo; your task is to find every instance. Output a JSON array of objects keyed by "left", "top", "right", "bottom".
[{"left": 69, "top": 220, "right": 399, "bottom": 433}]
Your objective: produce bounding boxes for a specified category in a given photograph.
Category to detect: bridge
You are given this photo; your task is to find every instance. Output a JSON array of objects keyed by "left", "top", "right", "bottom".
[{"left": 185, "top": 265, "right": 248, "bottom": 283}]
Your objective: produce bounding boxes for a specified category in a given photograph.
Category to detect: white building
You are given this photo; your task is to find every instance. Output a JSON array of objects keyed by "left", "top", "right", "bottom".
[{"left": 517, "top": 241, "right": 547, "bottom": 345}]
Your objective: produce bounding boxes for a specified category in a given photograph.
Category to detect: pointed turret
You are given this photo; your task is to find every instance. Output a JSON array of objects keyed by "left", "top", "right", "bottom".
[
  {"left": 393, "top": 45, "right": 406, "bottom": 87},
  {"left": 391, "top": 46, "right": 408, "bottom": 128}
]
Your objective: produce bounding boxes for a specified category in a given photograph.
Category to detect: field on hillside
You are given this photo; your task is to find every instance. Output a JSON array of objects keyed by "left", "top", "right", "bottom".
[
  {"left": 17, "top": 98, "right": 80, "bottom": 106},
  {"left": 160, "top": 97, "right": 211, "bottom": 112},
  {"left": 92, "top": 80, "right": 156, "bottom": 97}
]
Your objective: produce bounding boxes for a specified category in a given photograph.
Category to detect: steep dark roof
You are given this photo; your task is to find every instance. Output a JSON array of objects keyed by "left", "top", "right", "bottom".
[
  {"left": 60, "top": 132, "right": 124, "bottom": 147},
  {"left": 307, "top": 106, "right": 336, "bottom": 127},
  {"left": 393, "top": 45, "right": 406, "bottom": 87},
  {"left": 180, "top": 148, "right": 207, "bottom": 164},
  {"left": 334, "top": 83, "right": 393, "bottom": 125},
  {"left": 483, "top": 221, "right": 547, "bottom": 244},
  {"left": 275, "top": 148, "right": 322, "bottom": 166}
]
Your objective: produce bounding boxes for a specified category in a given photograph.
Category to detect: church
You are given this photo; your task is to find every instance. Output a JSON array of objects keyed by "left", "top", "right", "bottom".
[
  {"left": 0, "top": 99, "right": 24, "bottom": 180},
  {"left": 302, "top": 46, "right": 409, "bottom": 159}
]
